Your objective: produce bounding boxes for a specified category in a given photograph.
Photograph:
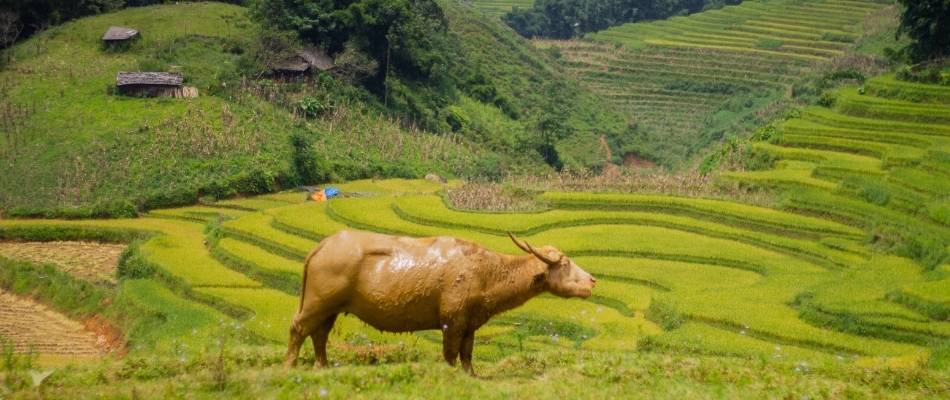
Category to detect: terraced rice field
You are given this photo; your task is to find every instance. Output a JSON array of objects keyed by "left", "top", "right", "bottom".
[
  {"left": 0, "top": 241, "right": 125, "bottom": 284},
  {"left": 2, "top": 146, "right": 947, "bottom": 369},
  {"left": 723, "top": 76, "right": 950, "bottom": 349},
  {"left": 0, "top": 289, "right": 105, "bottom": 356},
  {"left": 470, "top": 0, "right": 534, "bottom": 17},
  {"left": 542, "top": 0, "right": 890, "bottom": 162}
]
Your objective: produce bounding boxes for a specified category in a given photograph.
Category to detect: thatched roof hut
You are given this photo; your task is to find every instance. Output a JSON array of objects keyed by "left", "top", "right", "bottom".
[
  {"left": 115, "top": 72, "right": 196, "bottom": 98},
  {"left": 102, "top": 26, "right": 139, "bottom": 42},
  {"left": 274, "top": 48, "right": 335, "bottom": 75}
]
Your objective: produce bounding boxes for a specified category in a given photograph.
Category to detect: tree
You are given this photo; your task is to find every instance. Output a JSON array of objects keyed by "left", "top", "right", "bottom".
[
  {"left": 896, "top": 0, "right": 950, "bottom": 62},
  {"left": 0, "top": 10, "right": 20, "bottom": 49}
]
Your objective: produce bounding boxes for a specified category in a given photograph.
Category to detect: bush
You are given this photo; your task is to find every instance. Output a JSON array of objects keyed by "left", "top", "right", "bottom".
[
  {"left": 871, "top": 225, "right": 948, "bottom": 270},
  {"left": 817, "top": 92, "right": 837, "bottom": 108},
  {"left": 895, "top": 65, "right": 946, "bottom": 85},
  {"left": 927, "top": 201, "right": 950, "bottom": 225},
  {"left": 645, "top": 298, "right": 684, "bottom": 330},
  {"left": 298, "top": 95, "right": 331, "bottom": 119},
  {"left": 116, "top": 242, "right": 157, "bottom": 280}
]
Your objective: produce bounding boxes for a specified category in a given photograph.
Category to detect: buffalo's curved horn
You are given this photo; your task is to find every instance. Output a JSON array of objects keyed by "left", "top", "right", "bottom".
[{"left": 508, "top": 232, "right": 562, "bottom": 265}]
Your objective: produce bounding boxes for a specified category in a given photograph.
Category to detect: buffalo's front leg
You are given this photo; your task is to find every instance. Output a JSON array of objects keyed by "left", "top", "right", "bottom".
[
  {"left": 441, "top": 323, "right": 464, "bottom": 367},
  {"left": 460, "top": 330, "right": 475, "bottom": 375}
]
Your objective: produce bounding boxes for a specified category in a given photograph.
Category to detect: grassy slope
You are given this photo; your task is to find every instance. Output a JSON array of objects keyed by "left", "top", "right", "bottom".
[{"left": 0, "top": 3, "right": 302, "bottom": 214}]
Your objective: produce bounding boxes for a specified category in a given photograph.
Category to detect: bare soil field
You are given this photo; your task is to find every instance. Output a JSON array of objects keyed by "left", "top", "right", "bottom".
[
  {"left": 0, "top": 241, "right": 125, "bottom": 284},
  {"left": 0, "top": 289, "right": 108, "bottom": 355}
]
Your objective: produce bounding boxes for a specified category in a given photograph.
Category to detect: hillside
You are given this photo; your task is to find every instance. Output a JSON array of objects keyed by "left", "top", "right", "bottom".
[
  {"left": 0, "top": 3, "right": 476, "bottom": 217},
  {"left": 541, "top": 0, "right": 893, "bottom": 166},
  {"left": 0, "top": 1, "right": 630, "bottom": 217}
]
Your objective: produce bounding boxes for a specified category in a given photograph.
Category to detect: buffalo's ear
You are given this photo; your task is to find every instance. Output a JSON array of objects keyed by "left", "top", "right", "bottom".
[{"left": 544, "top": 251, "right": 565, "bottom": 269}]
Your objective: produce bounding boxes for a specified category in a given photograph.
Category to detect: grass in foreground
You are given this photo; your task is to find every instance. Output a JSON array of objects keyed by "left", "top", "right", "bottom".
[{"left": 3, "top": 347, "right": 948, "bottom": 399}]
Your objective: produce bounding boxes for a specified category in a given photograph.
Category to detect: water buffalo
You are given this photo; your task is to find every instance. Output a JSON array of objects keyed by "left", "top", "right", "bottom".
[{"left": 284, "top": 230, "right": 596, "bottom": 374}]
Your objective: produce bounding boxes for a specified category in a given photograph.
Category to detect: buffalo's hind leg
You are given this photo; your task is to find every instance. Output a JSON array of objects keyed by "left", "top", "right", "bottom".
[
  {"left": 460, "top": 330, "right": 476, "bottom": 375},
  {"left": 284, "top": 306, "right": 332, "bottom": 369},
  {"left": 284, "top": 319, "right": 309, "bottom": 369},
  {"left": 311, "top": 314, "right": 338, "bottom": 368}
]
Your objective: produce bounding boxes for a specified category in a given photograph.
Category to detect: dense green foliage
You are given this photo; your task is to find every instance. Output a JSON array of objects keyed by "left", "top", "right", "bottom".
[
  {"left": 895, "top": 0, "right": 950, "bottom": 62},
  {"left": 503, "top": 0, "right": 740, "bottom": 39}
]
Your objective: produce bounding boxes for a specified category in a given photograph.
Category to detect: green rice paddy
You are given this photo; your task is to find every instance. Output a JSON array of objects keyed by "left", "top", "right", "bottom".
[{"left": 3, "top": 158, "right": 947, "bottom": 369}]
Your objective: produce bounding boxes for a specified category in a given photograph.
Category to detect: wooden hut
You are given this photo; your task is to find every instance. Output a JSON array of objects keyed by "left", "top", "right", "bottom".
[
  {"left": 273, "top": 48, "right": 335, "bottom": 76},
  {"left": 115, "top": 72, "right": 197, "bottom": 98},
  {"left": 102, "top": 26, "right": 139, "bottom": 43}
]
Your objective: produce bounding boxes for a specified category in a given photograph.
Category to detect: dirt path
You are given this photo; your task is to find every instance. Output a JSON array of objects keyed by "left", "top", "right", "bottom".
[
  {"left": 0, "top": 241, "right": 125, "bottom": 284},
  {"left": 0, "top": 289, "right": 107, "bottom": 355}
]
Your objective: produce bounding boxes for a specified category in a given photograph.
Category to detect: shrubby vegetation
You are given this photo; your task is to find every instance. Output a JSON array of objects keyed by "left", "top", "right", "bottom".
[
  {"left": 503, "top": 0, "right": 741, "bottom": 39},
  {"left": 895, "top": 0, "right": 949, "bottom": 62}
]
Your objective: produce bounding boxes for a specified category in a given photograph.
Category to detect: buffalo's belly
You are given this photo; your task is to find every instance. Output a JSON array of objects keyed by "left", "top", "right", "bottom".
[{"left": 344, "top": 297, "right": 441, "bottom": 332}]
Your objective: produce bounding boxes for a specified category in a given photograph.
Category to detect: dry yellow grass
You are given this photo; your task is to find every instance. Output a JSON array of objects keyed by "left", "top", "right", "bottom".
[
  {"left": 0, "top": 289, "right": 105, "bottom": 355},
  {"left": 0, "top": 241, "right": 125, "bottom": 284}
]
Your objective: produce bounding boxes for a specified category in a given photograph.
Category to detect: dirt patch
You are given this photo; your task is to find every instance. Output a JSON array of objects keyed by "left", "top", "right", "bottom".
[
  {"left": 0, "top": 241, "right": 125, "bottom": 284},
  {"left": 0, "top": 289, "right": 116, "bottom": 356}
]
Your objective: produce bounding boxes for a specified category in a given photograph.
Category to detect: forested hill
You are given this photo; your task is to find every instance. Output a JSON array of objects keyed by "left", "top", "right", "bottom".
[{"left": 0, "top": 1, "right": 631, "bottom": 217}]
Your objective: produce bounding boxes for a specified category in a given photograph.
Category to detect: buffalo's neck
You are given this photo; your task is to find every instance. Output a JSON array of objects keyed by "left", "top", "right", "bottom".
[{"left": 481, "top": 255, "right": 547, "bottom": 316}]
